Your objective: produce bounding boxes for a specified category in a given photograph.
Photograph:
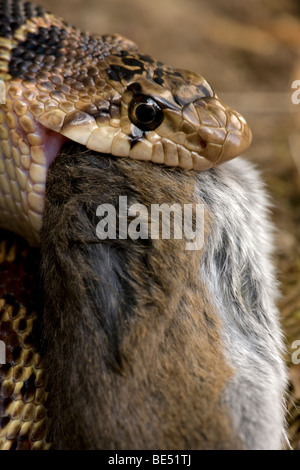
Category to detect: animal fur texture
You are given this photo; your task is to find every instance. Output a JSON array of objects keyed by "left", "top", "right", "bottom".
[{"left": 38, "top": 143, "right": 287, "bottom": 449}]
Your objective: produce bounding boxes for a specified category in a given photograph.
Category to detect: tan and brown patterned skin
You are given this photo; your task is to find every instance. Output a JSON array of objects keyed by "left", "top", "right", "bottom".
[
  {"left": 0, "top": 0, "right": 252, "bottom": 246},
  {"left": 0, "top": 230, "right": 50, "bottom": 450}
]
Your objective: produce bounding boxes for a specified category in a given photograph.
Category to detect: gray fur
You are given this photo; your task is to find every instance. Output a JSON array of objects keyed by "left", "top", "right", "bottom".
[{"left": 196, "top": 158, "right": 288, "bottom": 449}]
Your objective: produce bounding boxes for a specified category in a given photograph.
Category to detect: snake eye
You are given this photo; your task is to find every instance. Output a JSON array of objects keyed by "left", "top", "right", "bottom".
[{"left": 129, "top": 95, "right": 163, "bottom": 131}]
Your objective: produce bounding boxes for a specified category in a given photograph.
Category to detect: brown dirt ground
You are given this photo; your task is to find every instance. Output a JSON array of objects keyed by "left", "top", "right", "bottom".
[{"left": 36, "top": 0, "right": 300, "bottom": 448}]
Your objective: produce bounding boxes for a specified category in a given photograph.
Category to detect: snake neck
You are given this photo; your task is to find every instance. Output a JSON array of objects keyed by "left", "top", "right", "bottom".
[{"left": 0, "top": 87, "right": 66, "bottom": 245}]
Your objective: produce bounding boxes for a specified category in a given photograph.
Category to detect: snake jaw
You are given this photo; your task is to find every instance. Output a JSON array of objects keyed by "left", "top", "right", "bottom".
[{"left": 56, "top": 91, "right": 252, "bottom": 172}]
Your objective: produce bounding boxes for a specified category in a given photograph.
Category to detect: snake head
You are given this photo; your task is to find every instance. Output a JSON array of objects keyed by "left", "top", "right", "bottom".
[
  {"left": 0, "top": 8, "right": 252, "bottom": 244},
  {"left": 56, "top": 58, "right": 252, "bottom": 170}
]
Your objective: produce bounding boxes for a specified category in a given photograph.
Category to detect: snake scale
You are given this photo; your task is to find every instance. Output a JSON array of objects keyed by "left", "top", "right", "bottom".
[{"left": 0, "top": 0, "right": 254, "bottom": 450}]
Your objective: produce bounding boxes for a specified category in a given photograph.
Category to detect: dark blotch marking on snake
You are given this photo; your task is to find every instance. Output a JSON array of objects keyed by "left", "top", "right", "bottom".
[
  {"left": 107, "top": 63, "right": 150, "bottom": 82},
  {"left": 9, "top": 25, "right": 66, "bottom": 78},
  {"left": 0, "top": 0, "right": 46, "bottom": 38}
]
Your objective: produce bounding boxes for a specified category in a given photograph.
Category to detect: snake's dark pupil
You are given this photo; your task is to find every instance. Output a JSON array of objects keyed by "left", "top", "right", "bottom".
[
  {"left": 129, "top": 95, "right": 163, "bottom": 131},
  {"left": 136, "top": 104, "right": 155, "bottom": 123}
]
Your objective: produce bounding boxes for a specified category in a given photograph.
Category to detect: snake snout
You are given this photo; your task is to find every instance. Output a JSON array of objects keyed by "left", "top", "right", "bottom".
[
  {"left": 219, "top": 106, "right": 252, "bottom": 163},
  {"left": 186, "top": 96, "right": 252, "bottom": 167}
]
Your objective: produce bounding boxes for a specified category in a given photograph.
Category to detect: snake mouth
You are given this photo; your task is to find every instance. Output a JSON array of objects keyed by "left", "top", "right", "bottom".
[{"left": 56, "top": 94, "right": 252, "bottom": 172}]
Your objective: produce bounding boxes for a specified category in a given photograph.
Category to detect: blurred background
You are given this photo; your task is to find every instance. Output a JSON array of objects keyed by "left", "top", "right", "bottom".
[{"left": 36, "top": 0, "right": 300, "bottom": 447}]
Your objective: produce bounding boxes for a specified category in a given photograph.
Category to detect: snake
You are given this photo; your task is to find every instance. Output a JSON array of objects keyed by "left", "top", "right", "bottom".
[{"left": 0, "top": 0, "right": 252, "bottom": 450}]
